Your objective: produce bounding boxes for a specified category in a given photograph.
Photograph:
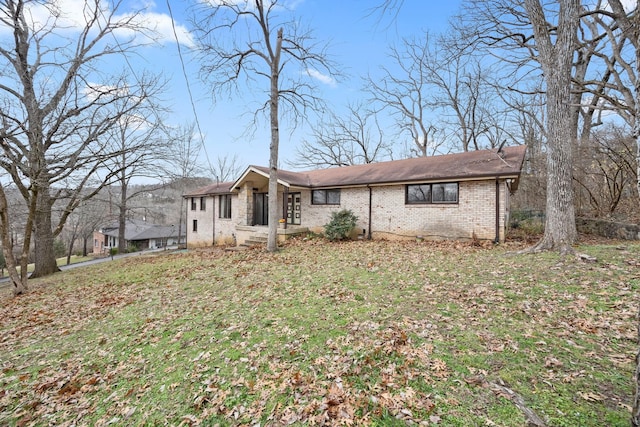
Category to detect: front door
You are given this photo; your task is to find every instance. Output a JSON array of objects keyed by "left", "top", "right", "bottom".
[
  {"left": 287, "top": 192, "right": 301, "bottom": 225},
  {"left": 253, "top": 193, "right": 268, "bottom": 225}
]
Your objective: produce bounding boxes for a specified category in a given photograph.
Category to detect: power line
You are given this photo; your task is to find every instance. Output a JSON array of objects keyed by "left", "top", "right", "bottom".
[
  {"left": 98, "top": 1, "right": 215, "bottom": 178},
  {"left": 165, "top": 0, "right": 215, "bottom": 177}
]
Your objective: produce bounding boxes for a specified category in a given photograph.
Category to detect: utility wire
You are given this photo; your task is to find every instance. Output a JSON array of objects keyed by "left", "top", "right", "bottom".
[
  {"left": 98, "top": 1, "right": 215, "bottom": 178},
  {"left": 165, "top": 0, "right": 215, "bottom": 177}
]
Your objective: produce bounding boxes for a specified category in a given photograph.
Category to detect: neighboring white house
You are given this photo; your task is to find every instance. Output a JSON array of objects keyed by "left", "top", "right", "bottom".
[
  {"left": 183, "top": 146, "right": 527, "bottom": 248},
  {"left": 93, "top": 219, "right": 184, "bottom": 254}
]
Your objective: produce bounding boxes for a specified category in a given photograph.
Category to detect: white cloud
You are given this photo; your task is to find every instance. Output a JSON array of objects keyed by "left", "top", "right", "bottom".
[
  {"left": 130, "top": 11, "right": 195, "bottom": 48},
  {"left": 82, "top": 83, "right": 129, "bottom": 101},
  {"left": 24, "top": 0, "right": 108, "bottom": 32},
  {"left": 620, "top": 0, "right": 636, "bottom": 12},
  {"left": 0, "top": 0, "right": 194, "bottom": 48},
  {"left": 588, "top": 0, "right": 637, "bottom": 12},
  {"left": 306, "top": 68, "right": 336, "bottom": 87}
]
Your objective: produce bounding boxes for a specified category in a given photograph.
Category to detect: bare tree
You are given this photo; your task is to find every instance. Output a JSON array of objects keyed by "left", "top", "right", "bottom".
[
  {"left": 0, "top": 0, "right": 163, "bottom": 285},
  {"left": 580, "top": 1, "right": 639, "bottom": 202},
  {"left": 101, "top": 89, "right": 170, "bottom": 254},
  {"left": 211, "top": 154, "right": 245, "bottom": 183},
  {"left": 192, "top": 0, "right": 337, "bottom": 252},
  {"left": 161, "top": 122, "right": 208, "bottom": 246},
  {"left": 367, "top": 31, "right": 503, "bottom": 156},
  {"left": 508, "top": 90, "right": 548, "bottom": 213},
  {"left": 292, "top": 103, "right": 393, "bottom": 168},
  {"left": 72, "top": 198, "right": 110, "bottom": 258},
  {"left": 573, "top": 125, "right": 637, "bottom": 217},
  {"left": 162, "top": 122, "right": 206, "bottom": 181}
]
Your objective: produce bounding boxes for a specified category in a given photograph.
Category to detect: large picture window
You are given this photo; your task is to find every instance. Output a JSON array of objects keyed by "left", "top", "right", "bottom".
[
  {"left": 312, "top": 189, "right": 341, "bottom": 205},
  {"left": 219, "top": 194, "right": 232, "bottom": 219},
  {"left": 406, "top": 183, "right": 458, "bottom": 204}
]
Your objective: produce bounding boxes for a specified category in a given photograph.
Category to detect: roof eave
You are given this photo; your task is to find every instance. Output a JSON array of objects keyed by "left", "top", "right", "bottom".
[
  {"left": 231, "top": 166, "right": 292, "bottom": 190},
  {"left": 311, "top": 172, "right": 522, "bottom": 189}
]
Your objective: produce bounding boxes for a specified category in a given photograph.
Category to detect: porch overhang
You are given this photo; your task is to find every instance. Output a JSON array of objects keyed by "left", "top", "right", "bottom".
[{"left": 232, "top": 166, "right": 292, "bottom": 191}]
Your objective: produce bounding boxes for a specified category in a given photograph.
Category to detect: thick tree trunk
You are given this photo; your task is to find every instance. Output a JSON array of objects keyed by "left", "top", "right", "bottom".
[
  {"left": 531, "top": 74, "right": 577, "bottom": 254},
  {"left": 266, "top": 28, "right": 283, "bottom": 253},
  {"left": 30, "top": 189, "right": 60, "bottom": 278},
  {"left": 523, "top": 0, "right": 579, "bottom": 254}
]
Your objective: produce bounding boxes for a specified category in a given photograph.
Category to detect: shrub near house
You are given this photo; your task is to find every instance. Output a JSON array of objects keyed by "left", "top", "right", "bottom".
[{"left": 324, "top": 209, "right": 358, "bottom": 241}]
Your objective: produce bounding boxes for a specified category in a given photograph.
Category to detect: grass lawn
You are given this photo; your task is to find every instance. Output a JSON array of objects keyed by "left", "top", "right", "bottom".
[{"left": 0, "top": 237, "right": 638, "bottom": 426}]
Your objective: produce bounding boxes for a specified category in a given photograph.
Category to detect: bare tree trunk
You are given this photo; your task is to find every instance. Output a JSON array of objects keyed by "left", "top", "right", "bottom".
[
  {"left": 65, "top": 227, "right": 78, "bottom": 266},
  {"left": 634, "top": 303, "right": 640, "bottom": 426},
  {"left": 626, "top": 4, "right": 640, "bottom": 206},
  {"left": 632, "top": 13, "right": 640, "bottom": 422},
  {"left": 30, "top": 188, "right": 60, "bottom": 278},
  {"left": 0, "top": 185, "right": 26, "bottom": 296},
  {"left": 118, "top": 176, "right": 128, "bottom": 254},
  {"left": 532, "top": 74, "right": 577, "bottom": 254},
  {"left": 523, "top": 0, "right": 579, "bottom": 254},
  {"left": 267, "top": 28, "right": 283, "bottom": 253}
]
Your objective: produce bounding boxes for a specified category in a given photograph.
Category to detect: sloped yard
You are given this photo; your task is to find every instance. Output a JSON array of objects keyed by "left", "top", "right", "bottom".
[{"left": 0, "top": 238, "right": 638, "bottom": 426}]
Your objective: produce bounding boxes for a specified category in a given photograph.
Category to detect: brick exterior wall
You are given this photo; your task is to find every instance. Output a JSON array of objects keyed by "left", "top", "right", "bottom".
[
  {"left": 185, "top": 178, "right": 512, "bottom": 247},
  {"left": 300, "top": 180, "right": 509, "bottom": 241},
  {"left": 92, "top": 230, "right": 107, "bottom": 254},
  {"left": 185, "top": 194, "right": 238, "bottom": 248}
]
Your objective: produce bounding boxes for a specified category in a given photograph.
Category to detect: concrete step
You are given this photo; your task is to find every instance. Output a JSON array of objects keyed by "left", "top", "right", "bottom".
[{"left": 243, "top": 235, "right": 268, "bottom": 247}]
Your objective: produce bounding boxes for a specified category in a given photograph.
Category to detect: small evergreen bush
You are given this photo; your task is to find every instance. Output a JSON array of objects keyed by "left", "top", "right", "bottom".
[{"left": 324, "top": 209, "right": 358, "bottom": 241}]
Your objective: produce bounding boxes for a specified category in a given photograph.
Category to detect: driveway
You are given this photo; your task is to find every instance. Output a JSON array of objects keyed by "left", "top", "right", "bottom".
[{"left": 0, "top": 247, "right": 181, "bottom": 289}]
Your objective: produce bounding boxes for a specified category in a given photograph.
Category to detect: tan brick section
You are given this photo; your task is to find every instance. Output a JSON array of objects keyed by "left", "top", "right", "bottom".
[
  {"left": 186, "top": 195, "right": 238, "bottom": 248},
  {"left": 301, "top": 180, "right": 509, "bottom": 241},
  {"left": 186, "top": 179, "right": 512, "bottom": 247}
]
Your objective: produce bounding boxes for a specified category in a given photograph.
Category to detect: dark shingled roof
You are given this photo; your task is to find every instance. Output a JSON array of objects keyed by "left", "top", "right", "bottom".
[
  {"left": 249, "top": 146, "right": 526, "bottom": 188},
  {"left": 183, "top": 181, "right": 235, "bottom": 197}
]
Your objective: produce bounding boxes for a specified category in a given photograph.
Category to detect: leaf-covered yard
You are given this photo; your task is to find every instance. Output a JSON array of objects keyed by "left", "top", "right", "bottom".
[{"left": 1, "top": 238, "right": 638, "bottom": 426}]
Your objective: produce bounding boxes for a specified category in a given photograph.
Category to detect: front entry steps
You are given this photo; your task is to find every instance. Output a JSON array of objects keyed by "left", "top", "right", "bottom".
[
  {"left": 224, "top": 226, "right": 310, "bottom": 251},
  {"left": 242, "top": 234, "right": 268, "bottom": 247},
  {"left": 224, "top": 233, "right": 268, "bottom": 252}
]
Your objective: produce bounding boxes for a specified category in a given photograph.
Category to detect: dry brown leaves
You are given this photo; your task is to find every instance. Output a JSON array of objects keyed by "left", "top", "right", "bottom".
[{"left": 1, "top": 238, "right": 638, "bottom": 426}]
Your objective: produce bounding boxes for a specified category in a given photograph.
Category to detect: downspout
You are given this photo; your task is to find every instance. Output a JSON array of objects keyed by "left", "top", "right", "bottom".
[
  {"left": 368, "top": 185, "right": 373, "bottom": 240},
  {"left": 212, "top": 195, "right": 216, "bottom": 246},
  {"left": 494, "top": 178, "right": 500, "bottom": 243}
]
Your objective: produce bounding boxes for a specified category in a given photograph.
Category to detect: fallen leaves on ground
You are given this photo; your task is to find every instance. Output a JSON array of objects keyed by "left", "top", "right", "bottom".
[{"left": 0, "top": 238, "right": 638, "bottom": 426}]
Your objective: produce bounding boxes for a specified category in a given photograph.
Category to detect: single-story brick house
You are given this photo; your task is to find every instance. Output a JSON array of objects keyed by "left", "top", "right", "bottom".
[
  {"left": 183, "top": 146, "right": 527, "bottom": 248},
  {"left": 93, "top": 219, "right": 184, "bottom": 254}
]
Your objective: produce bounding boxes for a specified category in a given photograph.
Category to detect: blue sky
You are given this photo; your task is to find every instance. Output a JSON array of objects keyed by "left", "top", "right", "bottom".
[
  {"left": 133, "top": 0, "right": 464, "bottom": 175},
  {"left": 2, "top": 0, "right": 462, "bottom": 177}
]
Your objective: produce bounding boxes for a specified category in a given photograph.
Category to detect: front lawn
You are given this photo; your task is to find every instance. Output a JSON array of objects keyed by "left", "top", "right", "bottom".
[{"left": 0, "top": 238, "right": 638, "bottom": 426}]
